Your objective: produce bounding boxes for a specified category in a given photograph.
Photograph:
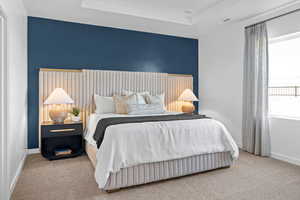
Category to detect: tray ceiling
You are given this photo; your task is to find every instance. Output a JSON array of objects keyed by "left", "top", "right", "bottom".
[{"left": 24, "top": 0, "right": 300, "bottom": 38}]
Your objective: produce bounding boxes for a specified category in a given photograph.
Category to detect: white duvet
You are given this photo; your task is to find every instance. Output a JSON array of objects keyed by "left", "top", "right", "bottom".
[{"left": 85, "top": 113, "right": 239, "bottom": 188}]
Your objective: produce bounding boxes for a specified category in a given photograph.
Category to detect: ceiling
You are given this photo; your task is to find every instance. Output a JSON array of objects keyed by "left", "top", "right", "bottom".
[
  {"left": 81, "top": 0, "right": 222, "bottom": 25},
  {"left": 24, "top": 0, "right": 300, "bottom": 38}
]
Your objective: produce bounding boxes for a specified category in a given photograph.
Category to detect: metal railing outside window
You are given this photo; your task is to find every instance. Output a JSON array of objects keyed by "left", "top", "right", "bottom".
[{"left": 269, "top": 86, "right": 300, "bottom": 97}]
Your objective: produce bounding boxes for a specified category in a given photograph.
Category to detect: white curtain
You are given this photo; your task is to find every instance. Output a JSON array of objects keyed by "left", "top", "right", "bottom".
[{"left": 242, "top": 22, "right": 271, "bottom": 156}]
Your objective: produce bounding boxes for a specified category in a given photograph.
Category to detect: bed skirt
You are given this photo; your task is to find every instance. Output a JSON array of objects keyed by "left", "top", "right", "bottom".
[{"left": 85, "top": 143, "right": 233, "bottom": 191}]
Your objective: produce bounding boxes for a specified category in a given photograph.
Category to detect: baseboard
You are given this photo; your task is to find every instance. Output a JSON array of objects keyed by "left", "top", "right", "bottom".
[
  {"left": 27, "top": 148, "right": 40, "bottom": 154},
  {"left": 271, "top": 152, "right": 300, "bottom": 166},
  {"left": 10, "top": 151, "right": 27, "bottom": 195}
]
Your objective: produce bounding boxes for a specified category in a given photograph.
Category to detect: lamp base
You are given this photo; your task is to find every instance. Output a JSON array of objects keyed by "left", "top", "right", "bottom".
[
  {"left": 49, "top": 108, "right": 68, "bottom": 123},
  {"left": 182, "top": 102, "right": 195, "bottom": 113}
]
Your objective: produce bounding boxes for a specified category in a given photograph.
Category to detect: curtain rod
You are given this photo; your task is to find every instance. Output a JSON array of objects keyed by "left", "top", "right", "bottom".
[{"left": 245, "top": 8, "right": 300, "bottom": 29}]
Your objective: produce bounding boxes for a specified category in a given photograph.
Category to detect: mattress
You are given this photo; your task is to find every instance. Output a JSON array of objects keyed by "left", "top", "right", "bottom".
[{"left": 85, "top": 143, "right": 233, "bottom": 191}]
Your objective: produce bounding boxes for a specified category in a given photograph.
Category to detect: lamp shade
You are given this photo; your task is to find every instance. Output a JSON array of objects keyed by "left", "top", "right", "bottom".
[
  {"left": 178, "top": 89, "right": 199, "bottom": 102},
  {"left": 44, "top": 88, "right": 74, "bottom": 105}
]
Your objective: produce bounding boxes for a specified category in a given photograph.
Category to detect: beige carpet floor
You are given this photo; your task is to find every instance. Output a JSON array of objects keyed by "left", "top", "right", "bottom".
[{"left": 11, "top": 151, "right": 300, "bottom": 200}]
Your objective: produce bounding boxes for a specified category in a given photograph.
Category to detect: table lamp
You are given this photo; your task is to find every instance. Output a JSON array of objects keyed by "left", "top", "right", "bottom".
[
  {"left": 178, "top": 89, "right": 199, "bottom": 113},
  {"left": 44, "top": 88, "right": 74, "bottom": 123}
]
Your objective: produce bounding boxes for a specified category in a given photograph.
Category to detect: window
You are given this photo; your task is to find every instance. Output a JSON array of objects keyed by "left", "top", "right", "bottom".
[{"left": 269, "top": 32, "right": 300, "bottom": 118}]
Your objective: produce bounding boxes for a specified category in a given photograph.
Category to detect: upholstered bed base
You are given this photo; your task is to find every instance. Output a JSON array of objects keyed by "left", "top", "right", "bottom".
[
  {"left": 86, "top": 143, "right": 97, "bottom": 167},
  {"left": 86, "top": 143, "right": 233, "bottom": 191}
]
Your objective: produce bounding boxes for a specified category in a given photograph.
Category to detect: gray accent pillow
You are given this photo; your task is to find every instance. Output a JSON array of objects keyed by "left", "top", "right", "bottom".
[
  {"left": 127, "top": 103, "right": 166, "bottom": 115},
  {"left": 122, "top": 90, "right": 149, "bottom": 104},
  {"left": 145, "top": 93, "right": 166, "bottom": 110}
]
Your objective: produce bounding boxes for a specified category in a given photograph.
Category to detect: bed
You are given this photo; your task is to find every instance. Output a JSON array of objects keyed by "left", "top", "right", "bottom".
[
  {"left": 84, "top": 112, "right": 239, "bottom": 191},
  {"left": 38, "top": 69, "right": 239, "bottom": 191}
]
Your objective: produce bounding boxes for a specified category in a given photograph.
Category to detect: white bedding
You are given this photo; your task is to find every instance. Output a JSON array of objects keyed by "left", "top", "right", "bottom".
[
  {"left": 84, "top": 112, "right": 182, "bottom": 146},
  {"left": 85, "top": 113, "right": 239, "bottom": 188}
]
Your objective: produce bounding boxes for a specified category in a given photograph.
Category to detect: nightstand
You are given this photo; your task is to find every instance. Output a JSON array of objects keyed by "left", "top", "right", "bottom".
[{"left": 41, "top": 121, "right": 84, "bottom": 160}]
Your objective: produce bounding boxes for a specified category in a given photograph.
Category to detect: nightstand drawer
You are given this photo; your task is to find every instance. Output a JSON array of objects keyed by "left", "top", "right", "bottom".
[{"left": 42, "top": 123, "right": 83, "bottom": 138}]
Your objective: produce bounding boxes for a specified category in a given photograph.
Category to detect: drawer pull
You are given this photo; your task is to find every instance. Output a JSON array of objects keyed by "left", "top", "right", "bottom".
[{"left": 50, "top": 128, "right": 76, "bottom": 133}]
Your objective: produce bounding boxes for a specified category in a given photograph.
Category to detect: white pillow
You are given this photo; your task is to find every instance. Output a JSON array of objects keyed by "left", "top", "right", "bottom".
[
  {"left": 122, "top": 90, "right": 149, "bottom": 104},
  {"left": 94, "top": 94, "right": 115, "bottom": 114},
  {"left": 127, "top": 104, "right": 166, "bottom": 115}
]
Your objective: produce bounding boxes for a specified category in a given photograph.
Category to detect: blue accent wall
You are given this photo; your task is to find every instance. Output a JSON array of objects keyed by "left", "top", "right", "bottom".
[{"left": 28, "top": 17, "right": 198, "bottom": 149}]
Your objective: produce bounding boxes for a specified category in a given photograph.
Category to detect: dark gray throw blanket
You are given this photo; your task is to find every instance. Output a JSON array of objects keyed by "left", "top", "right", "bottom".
[{"left": 93, "top": 114, "right": 208, "bottom": 148}]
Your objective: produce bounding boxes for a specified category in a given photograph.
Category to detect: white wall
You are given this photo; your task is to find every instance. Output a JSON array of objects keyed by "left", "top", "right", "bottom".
[
  {"left": 199, "top": 24, "right": 244, "bottom": 146},
  {"left": 0, "top": 0, "right": 27, "bottom": 196},
  {"left": 270, "top": 117, "right": 300, "bottom": 165},
  {"left": 199, "top": 5, "right": 300, "bottom": 165}
]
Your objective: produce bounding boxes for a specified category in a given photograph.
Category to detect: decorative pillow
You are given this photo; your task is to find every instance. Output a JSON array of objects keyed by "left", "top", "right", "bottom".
[
  {"left": 127, "top": 104, "right": 166, "bottom": 115},
  {"left": 113, "top": 95, "right": 137, "bottom": 114},
  {"left": 94, "top": 94, "right": 115, "bottom": 114},
  {"left": 145, "top": 93, "right": 165, "bottom": 108},
  {"left": 122, "top": 90, "right": 149, "bottom": 104}
]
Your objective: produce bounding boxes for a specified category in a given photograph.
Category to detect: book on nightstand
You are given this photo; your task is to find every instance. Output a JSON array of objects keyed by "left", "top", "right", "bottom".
[{"left": 54, "top": 148, "right": 72, "bottom": 156}]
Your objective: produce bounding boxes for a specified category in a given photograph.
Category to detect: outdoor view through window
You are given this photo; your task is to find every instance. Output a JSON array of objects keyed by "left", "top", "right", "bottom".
[{"left": 269, "top": 32, "right": 300, "bottom": 118}]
